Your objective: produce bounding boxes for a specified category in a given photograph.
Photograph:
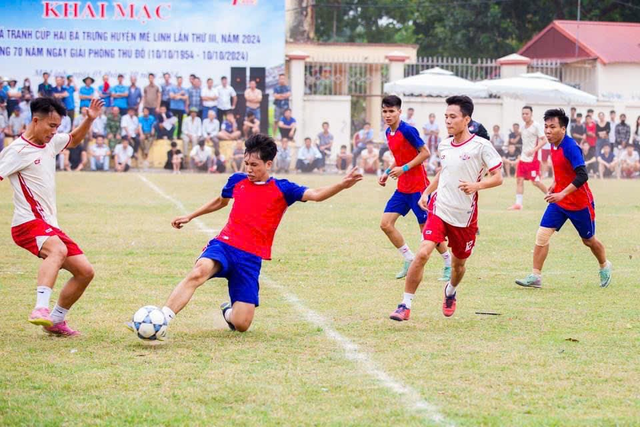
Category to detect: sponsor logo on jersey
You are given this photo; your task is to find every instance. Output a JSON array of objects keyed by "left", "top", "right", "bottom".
[
  {"left": 35, "top": 159, "right": 41, "bottom": 165},
  {"left": 460, "top": 154, "right": 471, "bottom": 161},
  {"left": 465, "top": 240, "right": 474, "bottom": 252}
]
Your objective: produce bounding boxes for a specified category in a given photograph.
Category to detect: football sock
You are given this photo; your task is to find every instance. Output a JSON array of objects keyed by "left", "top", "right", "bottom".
[
  {"left": 516, "top": 194, "right": 523, "bottom": 206},
  {"left": 50, "top": 304, "right": 68, "bottom": 324},
  {"left": 532, "top": 268, "right": 542, "bottom": 276},
  {"left": 398, "top": 244, "right": 415, "bottom": 262},
  {"left": 599, "top": 260, "right": 609, "bottom": 269},
  {"left": 441, "top": 251, "right": 452, "bottom": 267},
  {"left": 445, "top": 282, "right": 457, "bottom": 297},
  {"left": 402, "top": 293, "right": 414, "bottom": 309},
  {"left": 161, "top": 306, "right": 176, "bottom": 324},
  {"left": 224, "top": 308, "right": 233, "bottom": 322},
  {"left": 35, "top": 286, "right": 52, "bottom": 309}
]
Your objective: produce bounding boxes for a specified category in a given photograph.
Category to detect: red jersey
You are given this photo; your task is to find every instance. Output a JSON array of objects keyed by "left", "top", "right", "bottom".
[
  {"left": 550, "top": 135, "right": 594, "bottom": 212},
  {"left": 585, "top": 122, "right": 596, "bottom": 147},
  {"left": 386, "top": 121, "right": 429, "bottom": 193},
  {"left": 216, "top": 173, "right": 307, "bottom": 260}
]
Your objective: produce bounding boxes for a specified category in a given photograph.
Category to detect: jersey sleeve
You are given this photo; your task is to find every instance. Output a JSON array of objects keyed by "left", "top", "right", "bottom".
[
  {"left": 402, "top": 124, "right": 425, "bottom": 149},
  {"left": 536, "top": 123, "right": 545, "bottom": 138},
  {"left": 481, "top": 143, "right": 503, "bottom": 171},
  {"left": 221, "top": 173, "right": 247, "bottom": 198},
  {"left": 275, "top": 179, "right": 308, "bottom": 206},
  {"left": 0, "top": 146, "right": 32, "bottom": 180},
  {"left": 51, "top": 133, "right": 72, "bottom": 155},
  {"left": 562, "top": 142, "right": 585, "bottom": 169}
]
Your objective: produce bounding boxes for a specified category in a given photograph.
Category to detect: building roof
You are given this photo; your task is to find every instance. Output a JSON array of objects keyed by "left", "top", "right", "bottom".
[{"left": 519, "top": 20, "right": 640, "bottom": 64}]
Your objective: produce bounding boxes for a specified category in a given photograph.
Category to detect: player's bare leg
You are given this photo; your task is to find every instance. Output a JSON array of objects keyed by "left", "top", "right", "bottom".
[
  {"left": 28, "top": 236, "right": 68, "bottom": 327},
  {"left": 508, "top": 177, "right": 525, "bottom": 210},
  {"left": 380, "top": 212, "right": 414, "bottom": 279},
  {"left": 434, "top": 240, "right": 452, "bottom": 281},
  {"left": 532, "top": 179, "right": 547, "bottom": 194},
  {"left": 222, "top": 301, "right": 255, "bottom": 332},
  {"left": 582, "top": 236, "right": 612, "bottom": 287},
  {"left": 516, "top": 226, "right": 553, "bottom": 289},
  {"left": 164, "top": 258, "right": 220, "bottom": 316}
]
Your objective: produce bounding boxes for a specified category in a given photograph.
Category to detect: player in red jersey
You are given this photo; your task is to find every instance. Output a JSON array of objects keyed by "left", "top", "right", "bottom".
[
  {"left": 0, "top": 97, "right": 104, "bottom": 336},
  {"left": 516, "top": 109, "right": 611, "bottom": 289},
  {"left": 133, "top": 134, "right": 362, "bottom": 336},
  {"left": 378, "top": 95, "right": 452, "bottom": 290}
]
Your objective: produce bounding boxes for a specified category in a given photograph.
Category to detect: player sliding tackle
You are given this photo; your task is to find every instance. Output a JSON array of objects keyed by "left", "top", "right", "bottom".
[
  {"left": 390, "top": 96, "right": 503, "bottom": 321},
  {"left": 516, "top": 109, "right": 612, "bottom": 289},
  {"left": 131, "top": 134, "right": 362, "bottom": 336},
  {"left": 0, "top": 97, "right": 104, "bottom": 336}
]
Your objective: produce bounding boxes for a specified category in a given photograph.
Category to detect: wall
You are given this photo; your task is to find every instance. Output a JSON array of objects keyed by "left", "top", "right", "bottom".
[
  {"left": 302, "top": 95, "right": 351, "bottom": 157},
  {"left": 286, "top": 42, "right": 418, "bottom": 62},
  {"left": 597, "top": 63, "right": 640, "bottom": 101}
]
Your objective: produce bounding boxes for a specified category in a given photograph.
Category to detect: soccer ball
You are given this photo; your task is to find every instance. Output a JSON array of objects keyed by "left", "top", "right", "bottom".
[{"left": 132, "top": 306, "right": 168, "bottom": 341}]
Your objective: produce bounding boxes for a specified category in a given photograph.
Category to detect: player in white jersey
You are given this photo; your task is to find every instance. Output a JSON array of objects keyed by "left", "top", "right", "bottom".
[
  {"left": 507, "top": 106, "right": 548, "bottom": 210},
  {"left": 0, "top": 97, "right": 104, "bottom": 336},
  {"left": 389, "top": 96, "right": 503, "bottom": 321}
]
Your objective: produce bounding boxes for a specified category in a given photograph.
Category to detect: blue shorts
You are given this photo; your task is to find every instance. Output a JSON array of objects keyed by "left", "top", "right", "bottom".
[
  {"left": 540, "top": 203, "right": 596, "bottom": 239},
  {"left": 199, "top": 239, "right": 262, "bottom": 306},
  {"left": 384, "top": 190, "right": 428, "bottom": 224}
]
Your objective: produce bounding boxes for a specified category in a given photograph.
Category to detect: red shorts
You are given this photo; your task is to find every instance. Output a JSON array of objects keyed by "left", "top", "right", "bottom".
[
  {"left": 11, "top": 219, "right": 83, "bottom": 258},
  {"left": 541, "top": 149, "right": 551, "bottom": 162},
  {"left": 423, "top": 213, "right": 477, "bottom": 260},
  {"left": 516, "top": 158, "right": 540, "bottom": 181}
]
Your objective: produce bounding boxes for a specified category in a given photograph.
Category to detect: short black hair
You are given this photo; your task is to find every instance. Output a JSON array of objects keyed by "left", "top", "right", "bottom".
[
  {"left": 445, "top": 95, "right": 474, "bottom": 117},
  {"left": 118, "top": 74, "right": 124, "bottom": 78},
  {"left": 587, "top": 108, "right": 594, "bottom": 113},
  {"left": 284, "top": 108, "right": 291, "bottom": 113},
  {"left": 221, "top": 76, "right": 228, "bottom": 80},
  {"left": 543, "top": 108, "right": 569, "bottom": 128},
  {"left": 245, "top": 134, "right": 277, "bottom": 162},
  {"left": 96, "top": 134, "right": 104, "bottom": 140},
  {"left": 163, "top": 72, "right": 170, "bottom": 77},
  {"left": 170, "top": 141, "right": 177, "bottom": 148},
  {"left": 304, "top": 137, "right": 312, "bottom": 142},
  {"left": 576, "top": 113, "right": 583, "bottom": 118},
  {"left": 382, "top": 95, "right": 402, "bottom": 109},
  {"left": 43, "top": 72, "right": 49, "bottom": 77},
  {"left": 207, "top": 78, "right": 213, "bottom": 82},
  {"left": 610, "top": 110, "right": 616, "bottom": 114},
  {"left": 190, "top": 74, "right": 196, "bottom": 78},
  {"left": 340, "top": 145, "right": 347, "bottom": 149},
  {"left": 408, "top": 107, "right": 414, "bottom": 112},
  {"left": 30, "top": 97, "right": 66, "bottom": 118},
  {"left": 522, "top": 105, "right": 533, "bottom": 112},
  {"left": 322, "top": 121, "right": 329, "bottom": 126},
  {"left": 247, "top": 111, "right": 255, "bottom": 118},
  {"left": 148, "top": 73, "right": 155, "bottom": 78}
]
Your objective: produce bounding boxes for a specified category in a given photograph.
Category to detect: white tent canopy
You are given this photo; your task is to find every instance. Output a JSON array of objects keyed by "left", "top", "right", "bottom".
[
  {"left": 384, "top": 67, "right": 489, "bottom": 98},
  {"left": 480, "top": 72, "right": 598, "bottom": 105}
]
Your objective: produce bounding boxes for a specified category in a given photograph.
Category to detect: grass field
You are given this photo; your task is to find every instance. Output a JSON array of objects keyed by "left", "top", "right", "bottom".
[{"left": 0, "top": 172, "right": 639, "bottom": 426}]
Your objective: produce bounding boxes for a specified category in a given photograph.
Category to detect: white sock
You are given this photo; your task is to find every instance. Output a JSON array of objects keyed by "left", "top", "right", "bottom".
[
  {"left": 50, "top": 304, "right": 68, "bottom": 324},
  {"left": 398, "top": 244, "right": 415, "bottom": 262},
  {"left": 516, "top": 194, "right": 523, "bottom": 206},
  {"left": 224, "top": 308, "right": 233, "bottom": 322},
  {"left": 402, "top": 292, "right": 415, "bottom": 309},
  {"left": 441, "top": 251, "right": 452, "bottom": 267},
  {"left": 161, "top": 306, "right": 176, "bottom": 324},
  {"left": 35, "top": 286, "right": 52, "bottom": 309},
  {"left": 445, "top": 282, "right": 457, "bottom": 297}
]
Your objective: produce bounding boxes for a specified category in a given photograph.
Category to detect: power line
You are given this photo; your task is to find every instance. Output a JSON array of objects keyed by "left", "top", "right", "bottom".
[{"left": 286, "top": 0, "right": 513, "bottom": 12}]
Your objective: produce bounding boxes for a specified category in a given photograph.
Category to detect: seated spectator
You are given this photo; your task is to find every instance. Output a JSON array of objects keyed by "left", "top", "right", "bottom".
[
  {"left": 278, "top": 108, "right": 297, "bottom": 140},
  {"left": 508, "top": 123, "right": 522, "bottom": 155},
  {"left": 351, "top": 122, "right": 373, "bottom": 166},
  {"left": 209, "top": 149, "right": 227, "bottom": 174},
  {"left": 316, "top": 121, "right": 333, "bottom": 172},
  {"left": 401, "top": 107, "right": 417, "bottom": 127},
  {"left": 138, "top": 107, "right": 157, "bottom": 167},
  {"left": 296, "top": 137, "right": 322, "bottom": 173},
  {"left": 336, "top": 145, "right": 353, "bottom": 174},
  {"left": 275, "top": 137, "right": 291, "bottom": 174},
  {"left": 490, "top": 124, "right": 505, "bottom": 156},
  {"left": 155, "top": 105, "right": 177, "bottom": 140},
  {"left": 106, "top": 106, "right": 122, "bottom": 151},
  {"left": 18, "top": 93, "right": 32, "bottom": 125},
  {"left": 597, "top": 143, "right": 616, "bottom": 179},
  {"left": 422, "top": 113, "right": 440, "bottom": 153},
  {"left": 57, "top": 114, "right": 71, "bottom": 134},
  {"left": 182, "top": 107, "right": 203, "bottom": 154},
  {"left": 164, "top": 141, "right": 183, "bottom": 173},
  {"left": 242, "top": 111, "right": 260, "bottom": 139},
  {"left": 502, "top": 144, "right": 519, "bottom": 178},
  {"left": 202, "top": 109, "right": 220, "bottom": 149},
  {"left": 618, "top": 144, "right": 640, "bottom": 179},
  {"left": 359, "top": 141, "right": 379, "bottom": 175},
  {"left": 90, "top": 135, "right": 111, "bottom": 171},
  {"left": 91, "top": 107, "right": 107, "bottom": 137},
  {"left": 426, "top": 149, "right": 441, "bottom": 176},
  {"left": 382, "top": 149, "right": 393, "bottom": 171},
  {"left": 8, "top": 108, "right": 25, "bottom": 138},
  {"left": 121, "top": 107, "right": 141, "bottom": 155},
  {"left": 114, "top": 139, "right": 134, "bottom": 172},
  {"left": 218, "top": 111, "right": 241, "bottom": 140},
  {"left": 64, "top": 144, "right": 87, "bottom": 172},
  {"left": 231, "top": 140, "right": 245, "bottom": 172},
  {"left": 189, "top": 139, "right": 212, "bottom": 172},
  {"left": 581, "top": 140, "right": 597, "bottom": 176}
]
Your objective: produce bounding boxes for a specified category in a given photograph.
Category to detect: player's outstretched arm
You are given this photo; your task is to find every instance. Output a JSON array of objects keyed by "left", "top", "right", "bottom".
[
  {"left": 302, "top": 167, "right": 363, "bottom": 202},
  {"left": 69, "top": 99, "right": 104, "bottom": 148},
  {"left": 458, "top": 168, "right": 504, "bottom": 195},
  {"left": 171, "top": 197, "right": 230, "bottom": 229}
]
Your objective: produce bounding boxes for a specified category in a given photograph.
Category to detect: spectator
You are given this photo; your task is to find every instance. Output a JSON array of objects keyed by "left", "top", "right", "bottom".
[
  {"left": 618, "top": 144, "right": 640, "bottom": 178},
  {"left": 98, "top": 74, "right": 112, "bottom": 108},
  {"left": 18, "top": 93, "right": 32, "bottom": 125},
  {"left": 216, "top": 76, "right": 236, "bottom": 124},
  {"left": 219, "top": 111, "right": 241, "bottom": 140},
  {"left": 155, "top": 105, "right": 176, "bottom": 140},
  {"left": 106, "top": 106, "right": 122, "bottom": 151},
  {"left": 160, "top": 72, "right": 172, "bottom": 110},
  {"left": 275, "top": 137, "right": 291, "bottom": 174},
  {"left": 6, "top": 79, "right": 22, "bottom": 116},
  {"left": 242, "top": 111, "right": 260, "bottom": 139},
  {"left": 581, "top": 140, "right": 597, "bottom": 176},
  {"left": 351, "top": 122, "right": 373, "bottom": 166},
  {"left": 169, "top": 76, "right": 188, "bottom": 136},
  {"left": 272, "top": 74, "right": 291, "bottom": 135},
  {"left": 585, "top": 115, "right": 597, "bottom": 156},
  {"left": 164, "top": 141, "right": 183, "bottom": 173},
  {"left": 139, "top": 107, "right": 156, "bottom": 167},
  {"left": 187, "top": 77, "right": 202, "bottom": 117},
  {"left": 501, "top": 144, "right": 519, "bottom": 177},
  {"left": 490, "top": 124, "right": 506, "bottom": 156},
  {"left": 79, "top": 76, "right": 95, "bottom": 109},
  {"left": 359, "top": 141, "right": 380, "bottom": 175},
  {"left": 181, "top": 107, "right": 202, "bottom": 153},
  {"left": 508, "top": 123, "right": 523, "bottom": 154},
  {"left": 8, "top": 108, "right": 25, "bottom": 138},
  {"left": 422, "top": 113, "right": 440, "bottom": 153},
  {"left": 143, "top": 73, "right": 161, "bottom": 117},
  {"left": 210, "top": 149, "right": 227, "bottom": 174},
  {"left": 128, "top": 76, "right": 142, "bottom": 112},
  {"left": 296, "top": 137, "right": 322, "bottom": 173},
  {"left": 91, "top": 107, "right": 107, "bottom": 137},
  {"left": 401, "top": 107, "right": 417, "bottom": 127},
  {"left": 595, "top": 112, "right": 610, "bottom": 157},
  {"left": 316, "top": 121, "right": 334, "bottom": 172},
  {"left": 615, "top": 114, "right": 630, "bottom": 147},
  {"left": 609, "top": 110, "right": 617, "bottom": 146},
  {"left": 73, "top": 106, "right": 89, "bottom": 131},
  {"left": 90, "top": 135, "right": 111, "bottom": 171},
  {"left": 598, "top": 143, "right": 616, "bottom": 179},
  {"left": 189, "top": 140, "right": 212, "bottom": 172},
  {"left": 335, "top": 144, "right": 353, "bottom": 174},
  {"left": 63, "top": 143, "right": 87, "bottom": 172},
  {"left": 231, "top": 140, "right": 246, "bottom": 172},
  {"left": 51, "top": 76, "right": 67, "bottom": 111},
  {"left": 0, "top": 100, "right": 7, "bottom": 151},
  {"left": 571, "top": 113, "right": 586, "bottom": 145},
  {"left": 244, "top": 80, "right": 262, "bottom": 121},
  {"left": 65, "top": 75, "right": 77, "bottom": 121},
  {"left": 569, "top": 107, "right": 577, "bottom": 128},
  {"left": 112, "top": 74, "right": 129, "bottom": 115},
  {"left": 202, "top": 109, "right": 220, "bottom": 149},
  {"left": 426, "top": 148, "right": 441, "bottom": 176},
  {"left": 21, "top": 78, "right": 33, "bottom": 100},
  {"left": 201, "top": 78, "right": 218, "bottom": 119},
  {"left": 278, "top": 108, "right": 297, "bottom": 140},
  {"left": 114, "top": 138, "right": 134, "bottom": 172},
  {"left": 0, "top": 80, "right": 6, "bottom": 105},
  {"left": 37, "top": 72, "right": 53, "bottom": 97},
  {"left": 586, "top": 108, "right": 594, "bottom": 118},
  {"left": 120, "top": 107, "right": 141, "bottom": 155},
  {"left": 57, "top": 113, "right": 71, "bottom": 134},
  {"left": 634, "top": 116, "right": 640, "bottom": 152}
]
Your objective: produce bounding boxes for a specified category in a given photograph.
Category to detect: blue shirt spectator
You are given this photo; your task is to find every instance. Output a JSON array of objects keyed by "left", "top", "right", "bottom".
[
  {"left": 169, "top": 85, "right": 187, "bottom": 111},
  {"left": 79, "top": 85, "right": 95, "bottom": 109},
  {"left": 112, "top": 82, "right": 128, "bottom": 110},
  {"left": 127, "top": 80, "right": 142, "bottom": 110},
  {"left": 139, "top": 114, "right": 156, "bottom": 134},
  {"left": 65, "top": 78, "right": 76, "bottom": 111},
  {"left": 187, "top": 84, "right": 202, "bottom": 112}
]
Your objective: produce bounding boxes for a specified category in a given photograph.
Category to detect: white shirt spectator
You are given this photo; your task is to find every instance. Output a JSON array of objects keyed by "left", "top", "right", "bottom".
[
  {"left": 120, "top": 114, "right": 139, "bottom": 137},
  {"left": 202, "top": 118, "right": 220, "bottom": 138},
  {"left": 9, "top": 115, "right": 25, "bottom": 135},
  {"left": 91, "top": 114, "right": 107, "bottom": 136},
  {"left": 114, "top": 143, "right": 134, "bottom": 165},
  {"left": 201, "top": 86, "right": 218, "bottom": 108},
  {"left": 0, "top": 111, "right": 7, "bottom": 131},
  {"left": 57, "top": 115, "right": 71, "bottom": 133},
  {"left": 73, "top": 114, "right": 85, "bottom": 129},
  {"left": 401, "top": 114, "right": 417, "bottom": 128},
  {"left": 182, "top": 116, "right": 202, "bottom": 137},
  {"left": 216, "top": 85, "right": 236, "bottom": 110},
  {"left": 90, "top": 144, "right": 110, "bottom": 158},
  {"left": 297, "top": 145, "right": 322, "bottom": 161},
  {"left": 190, "top": 145, "right": 212, "bottom": 162},
  {"left": 618, "top": 149, "right": 639, "bottom": 164},
  {"left": 609, "top": 120, "right": 617, "bottom": 144}
]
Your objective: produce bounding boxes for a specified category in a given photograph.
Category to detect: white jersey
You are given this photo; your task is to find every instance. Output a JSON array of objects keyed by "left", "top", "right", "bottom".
[
  {"left": 433, "top": 134, "right": 502, "bottom": 228},
  {"left": 520, "top": 121, "right": 545, "bottom": 162},
  {"left": 0, "top": 134, "right": 70, "bottom": 228}
]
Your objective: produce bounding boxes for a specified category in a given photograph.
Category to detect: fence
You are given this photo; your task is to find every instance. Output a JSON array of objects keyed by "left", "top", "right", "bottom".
[
  {"left": 404, "top": 57, "right": 500, "bottom": 81},
  {"left": 304, "top": 61, "right": 389, "bottom": 96}
]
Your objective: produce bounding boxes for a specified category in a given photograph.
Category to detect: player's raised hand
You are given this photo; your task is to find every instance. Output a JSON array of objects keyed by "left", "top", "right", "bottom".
[
  {"left": 171, "top": 215, "right": 191, "bottom": 229},
  {"left": 458, "top": 180, "right": 479, "bottom": 195},
  {"left": 342, "top": 167, "right": 363, "bottom": 188},
  {"left": 86, "top": 98, "right": 105, "bottom": 120}
]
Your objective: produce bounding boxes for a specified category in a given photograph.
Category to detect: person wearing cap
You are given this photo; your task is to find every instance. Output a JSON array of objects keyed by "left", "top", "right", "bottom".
[
  {"left": 79, "top": 76, "right": 95, "bottom": 109},
  {"left": 65, "top": 76, "right": 77, "bottom": 121},
  {"left": 37, "top": 72, "right": 53, "bottom": 98},
  {"left": 6, "top": 79, "right": 22, "bottom": 117},
  {"left": 181, "top": 107, "right": 202, "bottom": 154},
  {"left": 98, "top": 75, "right": 112, "bottom": 108},
  {"left": 112, "top": 74, "right": 129, "bottom": 115}
]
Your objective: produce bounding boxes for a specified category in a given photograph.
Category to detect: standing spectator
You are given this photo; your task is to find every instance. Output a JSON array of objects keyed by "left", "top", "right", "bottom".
[
  {"left": 218, "top": 111, "right": 242, "bottom": 140},
  {"left": 127, "top": 76, "right": 142, "bottom": 112},
  {"left": 91, "top": 107, "right": 107, "bottom": 137},
  {"left": 242, "top": 111, "right": 260, "bottom": 139},
  {"left": 585, "top": 115, "right": 597, "bottom": 156},
  {"left": 426, "top": 148, "right": 441, "bottom": 176},
  {"left": 169, "top": 76, "right": 188, "bottom": 136},
  {"left": 18, "top": 93, "right": 32, "bottom": 125},
  {"left": 571, "top": 113, "right": 586, "bottom": 145},
  {"left": 351, "top": 122, "right": 373, "bottom": 166},
  {"left": 6, "top": 79, "right": 22, "bottom": 116},
  {"left": 401, "top": 107, "right": 417, "bottom": 127},
  {"left": 275, "top": 137, "right": 292, "bottom": 174},
  {"left": 581, "top": 140, "right": 597, "bottom": 176},
  {"left": 296, "top": 137, "right": 322, "bottom": 173},
  {"left": 73, "top": 107, "right": 91, "bottom": 148},
  {"left": 586, "top": 108, "right": 594, "bottom": 118},
  {"left": 138, "top": 107, "right": 156, "bottom": 167},
  {"left": 598, "top": 143, "right": 617, "bottom": 179},
  {"left": 120, "top": 107, "right": 141, "bottom": 156},
  {"left": 215, "top": 76, "right": 236, "bottom": 124},
  {"left": 187, "top": 77, "right": 202, "bottom": 117},
  {"left": 0, "top": 101, "right": 7, "bottom": 151},
  {"left": 569, "top": 107, "right": 577, "bottom": 130},
  {"left": 595, "top": 112, "right": 610, "bottom": 158},
  {"left": 422, "top": 113, "right": 440, "bottom": 153},
  {"left": 272, "top": 74, "right": 291, "bottom": 135},
  {"left": 316, "top": 121, "right": 334, "bottom": 172},
  {"left": 155, "top": 105, "right": 176, "bottom": 140},
  {"left": 0, "top": 80, "right": 6, "bottom": 105},
  {"left": 51, "top": 77, "right": 67, "bottom": 112},
  {"left": 64, "top": 143, "right": 87, "bottom": 171},
  {"left": 181, "top": 107, "right": 202, "bottom": 153},
  {"left": 65, "top": 75, "right": 77, "bottom": 121},
  {"left": 202, "top": 109, "right": 220, "bottom": 149},
  {"left": 359, "top": 141, "right": 380, "bottom": 175},
  {"left": 79, "top": 77, "right": 95, "bottom": 110},
  {"left": 490, "top": 124, "right": 505, "bottom": 156},
  {"left": 8, "top": 108, "right": 25, "bottom": 138},
  {"left": 244, "top": 80, "right": 262, "bottom": 121},
  {"left": 114, "top": 138, "right": 134, "bottom": 172},
  {"left": 609, "top": 110, "right": 617, "bottom": 146},
  {"left": 57, "top": 113, "right": 71, "bottom": 134},
  {"left": 231, "top": 140, "right": 246, "bottom": 172},
  {"left": 106, "top": 106, "right": 122, "bottom": 151},
  {"left": 615, "top": 114, "right": 630, "bottom": 147},
  {"left": 335, "top": 145, "right": 353, "bottom": 174},
  {"left": 634, "top": 116, "right": 640, "bottom": 153},
  {"left": 164, "top": 141, "right": 183, "bottom": 173},
  {"left": 111, "top": 74, "right": 129, "bottom": 115},
  {"left": 98, "top": 74, "right": 111, "bottom": 108},
  {"left": 21, "top": 78, "right": 33, "bottom": 100},
  {"left": 160, "top": 72, "right": 172, "bottom": 110},
  {"left": 508, "top": 123, "right": 523, "bottom": 154},
  {"left": 618, "top": 144, "right": 640, "bottom": 178},
  {"left": 278, "top": 108, "right": 297, "bottom": 140},
  {"left": 143, "top": 73, "right": 161, "bottom": 117},
  {"left": 90, "top": 135, "right": 111, "bottom": 171},
  {"left": 201, "top": 78, "right": 218, "bottom": 119},
  {"left": 37, "top": 72, "right": 53, "bottom": 97},
  {"left": 189, "top": 140, "right": 212, "bottom": 172},
  {"left": 502, "top": 144, "right": 519, "bottom": 178}
]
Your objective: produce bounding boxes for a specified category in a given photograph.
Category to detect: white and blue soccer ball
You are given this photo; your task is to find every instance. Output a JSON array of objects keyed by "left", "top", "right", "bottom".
[{"left": 132, "top": 306, "right": 168, "bottom": 341}]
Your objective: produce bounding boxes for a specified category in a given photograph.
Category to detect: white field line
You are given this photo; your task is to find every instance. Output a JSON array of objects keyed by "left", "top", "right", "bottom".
[{"left": 137, "top": 174, "right": 451, "bottom": 426}]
